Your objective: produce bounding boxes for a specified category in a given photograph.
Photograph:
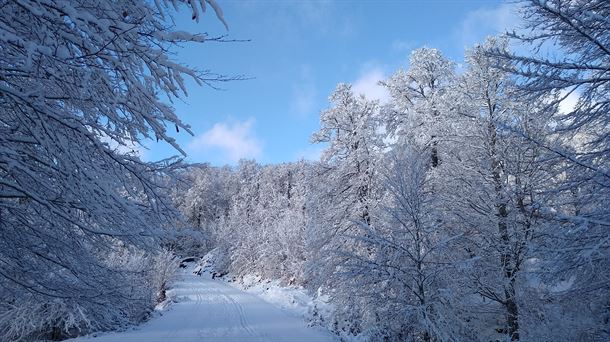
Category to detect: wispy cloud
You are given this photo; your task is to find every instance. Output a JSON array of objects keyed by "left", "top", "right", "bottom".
[
  {"left": 290, "top": 0, "right": 354, "bottom": 37},
  {"left": 294, "top": 145, "right": 324, "bottom": 162},
  {"left": 291, "top": 65, "right": 317, "bottom": 117},
  {"left": 391, "top": 39, "right": 415, "bottom": 54},
  {"left": 455, "top": 3, "right": 520, "bottom": 49},
  {"left": 248, "top": 0, "right": 354, "bottom": 40},
  {"left": 352, "top": 66, "right": 390, "bottom": 104},
  {"left": 188, "top": 118, "right": 262, "bottom": 163}
]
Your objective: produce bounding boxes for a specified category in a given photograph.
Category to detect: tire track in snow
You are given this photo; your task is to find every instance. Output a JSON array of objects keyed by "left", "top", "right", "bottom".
[
  {"left": 68, "top": 268, "right": 336, "bottom": 342},
  {"left": 221, "top": 292, "right": 264, "bottom": 340}
]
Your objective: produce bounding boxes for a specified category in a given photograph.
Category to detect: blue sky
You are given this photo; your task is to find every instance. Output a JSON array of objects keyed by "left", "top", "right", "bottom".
[{"left": 143, "top": 0, "right": 519, "bottom": 165}]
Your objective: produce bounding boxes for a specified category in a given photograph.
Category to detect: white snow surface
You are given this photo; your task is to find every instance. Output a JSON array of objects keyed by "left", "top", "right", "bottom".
[
  {"left": 69, "top": 267, "right": 336, "bottom": 342},
  {"left": 231, "top": 274, "right": 334, "bottom": 323}
]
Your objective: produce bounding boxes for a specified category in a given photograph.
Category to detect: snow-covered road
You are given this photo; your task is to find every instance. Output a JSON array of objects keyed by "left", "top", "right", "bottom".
[{"left": 71, "top": 270, "right": 336, "bottom": 342}]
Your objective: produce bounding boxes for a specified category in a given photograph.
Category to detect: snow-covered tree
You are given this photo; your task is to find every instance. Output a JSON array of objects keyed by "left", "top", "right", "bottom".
[
  {"left": 0, "top": 0, "right": 227, "bottom": 339},
  {"left": 381, "top": 48, "right": 455, "bottom": 168},
  {"left": 493, "top": 0, "right": 609, "bottom": 180},
  {"left": 488, "top": 1, "right": 610, "bottom": 338},
  {"left": 442, "top": 37, "right": 562, "bottom": 341},
  {"left": 311, "top": 83, "right": 382, "bottom": 229},
  {"left": 342, "top": 144, "right": 474, "bottom": 341},
  {"left": 454, "top": 39, "right": 515, "bottom": 340},
  {"left": 310, "top": 84, "right": 380, "bottom": 239},
  {"left": 307, "top": 84, "right": 386, "bottom": 336}
]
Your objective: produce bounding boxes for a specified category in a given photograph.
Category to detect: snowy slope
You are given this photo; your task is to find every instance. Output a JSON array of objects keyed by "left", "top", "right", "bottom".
[{"left": 69, "top": 269, "right": 336, "bottom": 342}]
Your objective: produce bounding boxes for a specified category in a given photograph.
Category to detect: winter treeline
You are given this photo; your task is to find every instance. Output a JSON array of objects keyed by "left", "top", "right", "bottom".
[
  {"left": 171, "top": 1, "right": 609, "bottom": 340},
  {"left": 170, "top": 161, "right": 313, "bottom": 281},
  {"left": 0, "top": 1, "right": 226, "bottom": 340}
]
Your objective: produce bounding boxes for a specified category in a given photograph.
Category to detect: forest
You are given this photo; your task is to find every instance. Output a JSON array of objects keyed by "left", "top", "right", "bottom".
[{"left": 0, "top": 0, "right": 608, "bottom": 341}]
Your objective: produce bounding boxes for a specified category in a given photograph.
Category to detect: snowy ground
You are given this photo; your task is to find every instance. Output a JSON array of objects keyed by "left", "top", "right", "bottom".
[{"left": 69, "top": 267, "right": 336, "bottom": 342}]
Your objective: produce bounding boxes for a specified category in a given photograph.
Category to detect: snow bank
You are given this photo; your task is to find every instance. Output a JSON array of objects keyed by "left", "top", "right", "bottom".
[{"left": 233, "top": 275, "right": 331, "bottom": 320}]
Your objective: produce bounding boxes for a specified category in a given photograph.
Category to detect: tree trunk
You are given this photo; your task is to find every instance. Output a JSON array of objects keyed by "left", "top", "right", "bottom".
[
  {"left": 505, "top": 280, "right": 520, "bottom": 341},
  {"left": 431, "top": 137, "right": 439, "bottom": 168},
  {"left": 51, "top": 326, "right": 62, "bottom": 341},
  {"left": 490, "top": 120, "right": 520, "bottom": 340}
]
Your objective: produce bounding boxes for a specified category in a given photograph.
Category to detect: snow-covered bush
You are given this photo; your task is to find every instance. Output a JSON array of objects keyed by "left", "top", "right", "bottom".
[
  {"left": 166, "top": 227, "right": 210, "bottom": 258},
  {"left": 0, "top": 300, "right": 92, "bottom": 342},
  {"left": 0, "top": 246, "right": 179, "bottom": 341},
  {"left": 198, "top": 246, "right": 232, "bottom": 277}
]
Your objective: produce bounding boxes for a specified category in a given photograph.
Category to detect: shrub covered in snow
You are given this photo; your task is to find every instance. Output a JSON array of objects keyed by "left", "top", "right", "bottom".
[{"left": 0, "top": 248, "right": 178, "bottom": 341}]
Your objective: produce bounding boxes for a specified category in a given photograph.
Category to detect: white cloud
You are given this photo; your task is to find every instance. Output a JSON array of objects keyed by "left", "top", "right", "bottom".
[
  {"left": 559, "top": 89, "right": 580, "bottom": 114},
  {"left": 352, "top": 67, "right": 390, "bottom": 104},
  {"left": 98, "top": 132, "right": 147, "bottom": 159},
  {"left": 188, "top": 118, "right": 262, "bottom": 163},
  {"left": 456, "top": 3, "right": 520, "bottom": 49}
]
